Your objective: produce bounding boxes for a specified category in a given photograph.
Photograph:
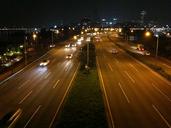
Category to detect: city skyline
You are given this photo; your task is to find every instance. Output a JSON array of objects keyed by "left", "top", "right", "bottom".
[{"left": 0, "top": 0, "right": 171, "bottom": 27}]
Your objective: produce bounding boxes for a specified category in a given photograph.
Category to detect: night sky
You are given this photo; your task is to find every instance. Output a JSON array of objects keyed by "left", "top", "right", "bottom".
[{"left": 0, "top": 0, "right": 171, "bottom": 27}]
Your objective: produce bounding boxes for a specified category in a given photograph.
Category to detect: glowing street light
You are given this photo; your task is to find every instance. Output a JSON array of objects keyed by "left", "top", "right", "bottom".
[
  {"left": 20, "top": 45, "right": 24, "bottom": 48},
  {"left": 73, "top": 36, "right": 77, "bottom": 40},
  {"left": 33, "top": 33, "right": 37, "bottom": 40},
  {"left": 55, "top": 30, "right": 59, "bottom": 34},
  {"left": 110, "top": 28, "right": 114, "bottom": 31},
  {"left": 118, "top": 28, "right": 122, "bottom": 33},
  {"left": 155, "top": 34, "right": 159, "bottom": 58},
  {"left": 167, "top": 33, "right": 170, "bottom": 36},
  {"left": 94, "top": 28, "right": 99, "bottom": 32},
  {"left": 145, "top": 31, "right": 151, "bottom": 37}
]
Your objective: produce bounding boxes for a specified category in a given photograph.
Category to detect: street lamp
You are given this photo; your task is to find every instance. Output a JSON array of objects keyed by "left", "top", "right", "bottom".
[
  {"left": 73, "top": 36, "right": 77, "bottom": 40},
  {"left": 33, "top": 33, "right": 37, "bottom": 41},
  {"left": 32, "top": 33, "right": 38, "bottom": 47},
  {"left": 20, "top": 45, "right": 24, "bottom": 49},
  {"left": 145, "top": 31, "right": 151, "bottom": 37},
  {"left": 145, "top": 31, "right": 159, "bottom": 58},
  {"left": 55, "top": 30, "right": 59, "bottom": 34},
  {"left": 24, "top": 36, "right": 28, "bottom": 65},
  {"left": 51, "top": 31, "right": 54, "bottom": 44},
  {"left": 155, "top": 34, "right": 159, "bottom": 58}
]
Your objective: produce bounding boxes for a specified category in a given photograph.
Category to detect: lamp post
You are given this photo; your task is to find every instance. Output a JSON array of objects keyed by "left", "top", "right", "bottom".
[
  {"left": 145, "top": 31, "right": 159, "bottom": 58},
  {"left": 33, "top": 33, "right": 37, "bottom": 47},
  {"left": 33, "top": 33, "right": 37, "bottom": 40},
  {"left": 51, "top": 31, "right": 54, "bottom": 44},
  {"left": 155, "top": 34, "right": 159, "bottom": 58},
  {"left": 87, "top": 40, "right": 89, "bottom": 67},
  {"left": 24, "top": 36, "right": 28, "bottom": 65}
]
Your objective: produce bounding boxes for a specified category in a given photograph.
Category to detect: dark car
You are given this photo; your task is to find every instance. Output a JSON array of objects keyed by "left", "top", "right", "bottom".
[{"left": 0, "top": 108, "right": 22, "bottom": 128}]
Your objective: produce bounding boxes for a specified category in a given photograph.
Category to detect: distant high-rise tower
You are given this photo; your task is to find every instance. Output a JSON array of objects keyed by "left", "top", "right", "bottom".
[{"left": 140, "top": 10, "right": 146, "bottom": 24}]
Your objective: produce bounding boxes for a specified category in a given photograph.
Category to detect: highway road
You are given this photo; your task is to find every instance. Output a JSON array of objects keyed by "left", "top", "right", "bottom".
[
  {"left": 0, "top": 41, "right": 80, "bottom": 128},
  {"left": 96, "top": 35, "right": 171, "bottom": 128}
]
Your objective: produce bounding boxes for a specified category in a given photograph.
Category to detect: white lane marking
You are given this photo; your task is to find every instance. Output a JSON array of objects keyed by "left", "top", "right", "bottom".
[
  {"left": 44, "top": 72, "right": 51, "bottom": 79},
  {"left": 162, "top": 63, "right": 171, "bottom": 69},
  {"left": 19, "top": 91, "right": 33, "bottom": 104},
  {"left": 114, "top": 58, "right": 119, "bottom": 64},
  {"left": 97, "top": 59, "right": 115, "bottom": 128},
  {"left": 65, "top": 65, "right": 70, "bottom": 72},
  {"left": 53, "top": 80, "right": 60, "bottom": 89},
  {"left": 126, "top": 53, "right": 171, "bottom": 86},
  {"left": 108, "top": 63, "right": 113, "bottom": 72},
  {"left": 124, "top": 71, "right": 135, "bottom": 83},
  {"left": 103, "top": 54, "right": 106, "bottom": 58},
  {"left": 51, "top": 59, "right": 56, "bottom": 65},
  {"left": 152, "top": 83, "right": 171, "bottom": 102},
  {"left": 118, "top": 82, "right": 130, "bottom": 103},
  {"left": 152, "top": 105, "right": 171, "bottom": 128},
  {"left": 18, "top": 80, "right": 30, "bottom": 89},
  {"left": 49, "top": 64, "right": 80, "bottom": 128},
  {"left": 129, "top": 63, "right": 139, "bottom": 72},
  {"left": 24, "top": 105, "right": 42, "bottom": 128},
  {"left": 8, "top": 108, "right": 22, "bottom": 127}
]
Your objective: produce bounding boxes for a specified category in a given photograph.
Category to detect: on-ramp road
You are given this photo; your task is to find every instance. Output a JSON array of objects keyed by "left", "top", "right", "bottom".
[{"left": 96, "top": 35, "right": 171, "bottom": 128}]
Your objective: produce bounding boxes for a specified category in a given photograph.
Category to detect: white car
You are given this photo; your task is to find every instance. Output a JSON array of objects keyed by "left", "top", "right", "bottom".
[
  {"left": 111, "top": 49, "right": 118, "bottom": 54},
  {"left": 14, "top": 56, "right": 23, "bottom": 62},
  {"left": 65, "top": 44, "right": 71, "bottom": 48},
  {"left": 66, "top": 54, "right": 73, "bottom": 59},
  {"left": 72, "top": 44, "right": 77, "bottom": 47},
  {"left": 50, "top": 44, "right": 55, "bottom": 48},
  {"left": 39, "top": 60, "right": 50, "bottom": 66}
]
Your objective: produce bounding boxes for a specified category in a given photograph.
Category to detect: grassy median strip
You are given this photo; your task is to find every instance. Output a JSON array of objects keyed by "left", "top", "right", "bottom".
[
  {"left": 56, "top": 43, "right": 108, "bottom": 128},
  {"left": 56, "top": 68, "right": 108, "bottom": 128}
]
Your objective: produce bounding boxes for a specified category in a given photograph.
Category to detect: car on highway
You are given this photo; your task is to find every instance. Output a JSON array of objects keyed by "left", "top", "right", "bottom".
[
  {"left": 0, "top": 108, "right": 22, "bottom": 128},
  {"left": 136, "top": 44, "right": 144, "bottom": 51},
  {"left": 66, "top": 54, "right": 73, "bottom": 59},
  {"left": 72, "top": 44, "right": 77, "bottom": 47},
  {"left": 65, "top": 44, "right": 71, "bottom": 48},
  {"left": 39, "top": 60, "right": 50, "bottom": 66},
  {"left": 13, "top": 56, "right": 23, "bottom": 62},
  {"left": 50, "top": 44, "right": 55, "bottom": 48},
  {"left": 111, "top": 49, "right": 118, "bottom": 54}
]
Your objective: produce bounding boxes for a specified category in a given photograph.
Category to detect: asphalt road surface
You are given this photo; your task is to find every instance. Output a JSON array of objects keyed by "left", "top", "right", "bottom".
[
  {"left": 0, "top": 42, "right": 80, "bottom": 128},
  {"left": 96, "top": 35, "right": 171, "bottom": 128}
]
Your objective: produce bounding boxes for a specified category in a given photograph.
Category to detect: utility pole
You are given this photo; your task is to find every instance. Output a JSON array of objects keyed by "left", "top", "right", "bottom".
[
  {"left": 51, "top": 31, "right": 54, "bottom": 44},
  {"left": 24, "top": 36, "right": 28, "bottom": 65},
  {"left": 155, "top": 35, "right": 159, "bottom": 58},
  {"left": 87, "top": 40, "right": 89, "bottom": 67}
]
